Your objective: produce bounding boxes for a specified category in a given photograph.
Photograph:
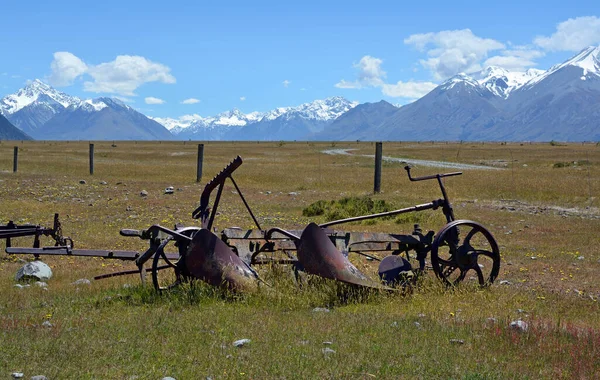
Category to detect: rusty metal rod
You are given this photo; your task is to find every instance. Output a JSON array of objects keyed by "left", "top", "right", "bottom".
[
  {"left": 94, "top": 264, "right": 171, "bottom": 280},
  {"left": 229, "top": 176, "right": 262, "bottom": 231},
  {"left": 319, "top": 200, "right": 443, "bottom": 228}
]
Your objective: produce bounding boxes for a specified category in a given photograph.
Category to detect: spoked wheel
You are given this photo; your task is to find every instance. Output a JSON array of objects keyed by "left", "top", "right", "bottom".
[
  {"left": 431, "top": 220, "right": 500, "bottom": 287},
  {"left": 152, "top": 227, "right": 200, "bottom": 292}
]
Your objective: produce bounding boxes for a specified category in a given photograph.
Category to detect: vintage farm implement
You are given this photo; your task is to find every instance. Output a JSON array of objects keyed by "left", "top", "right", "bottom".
[{"left": 4, "top": 156, "right": 500, "bottom": 292}]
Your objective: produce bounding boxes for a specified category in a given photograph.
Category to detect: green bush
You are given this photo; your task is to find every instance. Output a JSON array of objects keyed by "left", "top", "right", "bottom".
[{"left": 302, "top": 196, "right": 396, "bottom": 223}]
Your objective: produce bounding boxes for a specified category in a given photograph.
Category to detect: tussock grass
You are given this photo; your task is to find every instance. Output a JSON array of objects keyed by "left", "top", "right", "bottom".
[{"left": 0, "top": 141, "right": 599, "bottom": 378}]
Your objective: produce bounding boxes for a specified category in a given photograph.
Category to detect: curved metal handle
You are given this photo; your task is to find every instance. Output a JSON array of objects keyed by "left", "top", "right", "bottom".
[{"left": 404, "top": 165, "right": 462, "bottom": 182}]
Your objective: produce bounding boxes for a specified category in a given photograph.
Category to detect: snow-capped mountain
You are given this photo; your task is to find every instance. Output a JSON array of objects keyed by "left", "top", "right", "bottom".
[
  {"left": 0, "top": 80, "right": 171, "bottom": 140},
  {"left": 0, "top": 79, "right": 81, "bottom": 115},
  {"left": 165, "top": 96, "right": 358, "bottom": 140},
  {"left": 368, "top": 45, "right": 600, "bottom": 141},
  {"left": 0, "top": 79, "right": 83, "bottom": 136},
  {"left": 524, "top": 46, "right": 600, "bottom": 88},
  {"left": 440, "top": 67, "right": 546, "bottom": 99},
  {"left": 473, "top": 67, "right": 546, "bottom": 98},
  {"left": 39, "top": 96, "right": 172, "bottom": 140},
  {"left": 150, "top": 114, "right": 204, "bottom": 131}
]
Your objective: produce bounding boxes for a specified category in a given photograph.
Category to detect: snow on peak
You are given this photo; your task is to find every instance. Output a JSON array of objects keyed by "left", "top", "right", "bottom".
[
  {"left": 562, "top": 46, "right": 600, "bottom": 74},
  {"left": 525, "top": 46, "right": 600, "bottom": 88},
  {"left": 440, "top": 73, "right": 480, "bottom": 91},
  {"left": 0, "top": 79, "right": 81, "bottom": 115},
  {"left": 440, "top": 67, "right": 546, "bottom": 98},
  {"left": 81, "top": 99, "right": 108, "bottom": 112},
  {"left": 163, "top": 97, "right": 358, "bottom": 135},
  {"left": 150, "top": 114, "right": 204, "bottom": 131}
]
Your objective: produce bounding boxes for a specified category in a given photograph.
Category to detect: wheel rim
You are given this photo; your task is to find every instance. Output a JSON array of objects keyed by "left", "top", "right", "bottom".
[
  {"left": 431, "top": 220, "right": 500, "bottom": 287},
  {"left": 152, "top": 227, "right": 200, "bottom": 292}
]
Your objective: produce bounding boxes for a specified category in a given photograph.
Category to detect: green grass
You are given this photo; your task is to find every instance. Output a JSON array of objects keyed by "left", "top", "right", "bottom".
[{"left": 0, "top": 140, "right": 599, "bottom": 379}]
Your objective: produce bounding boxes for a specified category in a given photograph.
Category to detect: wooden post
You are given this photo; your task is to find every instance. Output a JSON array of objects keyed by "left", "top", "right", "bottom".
[
  {"left": 13, "top": 146, "right": 18, "bottom": 173},
  {"left": 196, "top": 143, "right": 204, "bottom": 182},
  {"left": 89, "top": 143, "right": 94, "bottom": 175},
  {"left": 374, "top": 142, "right": 382, "bottom": 193}
]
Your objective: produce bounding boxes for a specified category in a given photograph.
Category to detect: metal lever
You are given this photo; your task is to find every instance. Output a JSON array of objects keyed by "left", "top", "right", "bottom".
[{"left": 404, "top": 165, "right": 462, "bottom": 182}]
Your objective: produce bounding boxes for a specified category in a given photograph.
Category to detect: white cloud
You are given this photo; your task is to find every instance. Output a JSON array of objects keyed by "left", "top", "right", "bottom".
[
  {"left": 48, "top": 52, "right": 88, "bottom": 86},
  {"left": 381, "top": 81, "right": 438, "bottom": 98},
  {"left": 48, "top": 52, "right": 176, "bottom": 96},
  {"left": 85, "top": 55, "right": 175, "bottom": 96},
  {"left": 335, "top": 55, "right": 436, "bottom": 99},
  {"left": 282, "top": 80, "right": 291, "bottom": 87},
  {"left": 240, "top": 96, "right": 246, "bottom": 101},
  {"left": 534, "top": 16, "right": 600, "bottom": 51},
  {"left": 405, "top": 29, "right": 505, "bottom": 80},
  {"left": 145, "top": 97, "right": 165, "bottom": 105},
  {"left": 355, "top": 55, "right": 386, "bottom": 86},
  {"left": 484, "top": 48, "right": 544, "bottom": 71},
  {"left": 334, "top": 79, "right": 362, "bottom": 89},
  {"left": 181, "top": 98, "right": 200, "bottom": 104}
]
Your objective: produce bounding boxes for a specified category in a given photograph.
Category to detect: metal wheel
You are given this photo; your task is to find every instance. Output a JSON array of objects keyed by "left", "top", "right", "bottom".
[
  {"left": 152, "top": 227, "right": 200, "bottom": 292},
  {"left": 430, "top": 220, "right": 500, "bottom": 286}
]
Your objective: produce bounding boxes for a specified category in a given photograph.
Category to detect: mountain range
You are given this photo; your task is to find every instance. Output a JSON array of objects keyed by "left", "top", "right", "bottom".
[{"left": 1, "top": 46, "right": 599, "bottom": 141}]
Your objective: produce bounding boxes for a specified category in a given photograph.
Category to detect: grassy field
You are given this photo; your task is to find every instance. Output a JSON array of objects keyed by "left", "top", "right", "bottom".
[{"left": 0, "top": 140, "right": 599, "bottom": 379}]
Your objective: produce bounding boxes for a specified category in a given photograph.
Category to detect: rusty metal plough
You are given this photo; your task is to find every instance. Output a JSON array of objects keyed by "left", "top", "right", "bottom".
[{"left": 4, "top": 156, "right": 500, "bottom": 292}]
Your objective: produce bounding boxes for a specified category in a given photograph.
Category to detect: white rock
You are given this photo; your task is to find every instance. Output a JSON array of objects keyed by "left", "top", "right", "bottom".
[
  {"left": 233, "top": 339, "right": 251, "bottom": 347},
  {"left": 499, "top": 280, "right": 512, "bottom": 285},
  {"left": 510, "top": 319, "right": 529, "bottom": 332},
  {"left": 15, "top": 261, "right": 53, "bottom": 281},
  {"left": 72, "top": 278, "right": 91, "bottom": 285},
  {"left": 11, "top": 373, "right": 24, "bottom": 379}
]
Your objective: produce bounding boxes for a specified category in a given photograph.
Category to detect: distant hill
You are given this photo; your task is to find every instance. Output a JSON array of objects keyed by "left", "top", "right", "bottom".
[
  {"left": 1, "top": 81, "right": 172, "bottom": 140},
  {"left": 40, "top": 98, "right": 173, "bottom": 140},
  {"left": 0, "top": 113, "right": 32, "bottom": 140},
  {"left": 315, "top": 100, "right": 399, "bottom": 140}
]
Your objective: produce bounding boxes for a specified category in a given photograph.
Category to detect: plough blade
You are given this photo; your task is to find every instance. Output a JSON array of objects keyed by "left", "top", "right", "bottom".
[
  {"left": 185, "top": 229, "right": 259, "bottom": 292},
  {"left": 297, "top": 223, "right": 392, "bottom": 290}
]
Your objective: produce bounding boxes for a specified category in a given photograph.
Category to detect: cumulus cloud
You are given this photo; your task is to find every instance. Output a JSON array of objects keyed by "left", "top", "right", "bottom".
[
  {"left": 48, "top": 52, "right": 176, "bottom": 96},
  {"left": 181, "top": 98, "right": 200, "bottom": 104},
  {"left": 240, "top": 96, "right": 246, "bottom": 101},
  {"left": 381, "top": 81, "right": 438, "bottom": 98},
  {"left": 335, "top": 55, "right": 436, "bottom": 99},
  {"left": 145, "top": 97, "right": 165, "bottom": 105},
  {"left": 282, "top": 79, "right": 291, "bottom": 87},
  {"left": 84, "top": 55, "right": 175, "bottom": 96},
  {"left": 404, "top": 29, "right": 505, "bottom": 80},
  {"left": 48, "top": 52, "right": 88, "bottom": 86},
  {"left": 534, "top": 16, "right": 600, "bottom": 51},
  {"left": 484, "top": 48, "right": 545, "bottom": 71}
]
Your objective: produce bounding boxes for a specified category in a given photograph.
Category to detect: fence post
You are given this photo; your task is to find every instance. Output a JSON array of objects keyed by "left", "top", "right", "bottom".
[
  {"left": 196, "top": 143, "right": 204, "bottom": 182},
  {"left": 13, "top": 146, "right": 18, "bottom": 173},
  {"left": 89, "top": 143, "right": 94, "bottom": 175},
  {"left": 374, "top": 141, "right": 382, "bottom": 193}
]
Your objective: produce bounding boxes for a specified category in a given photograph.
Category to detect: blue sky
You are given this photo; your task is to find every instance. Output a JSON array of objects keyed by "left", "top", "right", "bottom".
[{"left": 1, "top": 0, "right": 599, "bottom": 118}]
